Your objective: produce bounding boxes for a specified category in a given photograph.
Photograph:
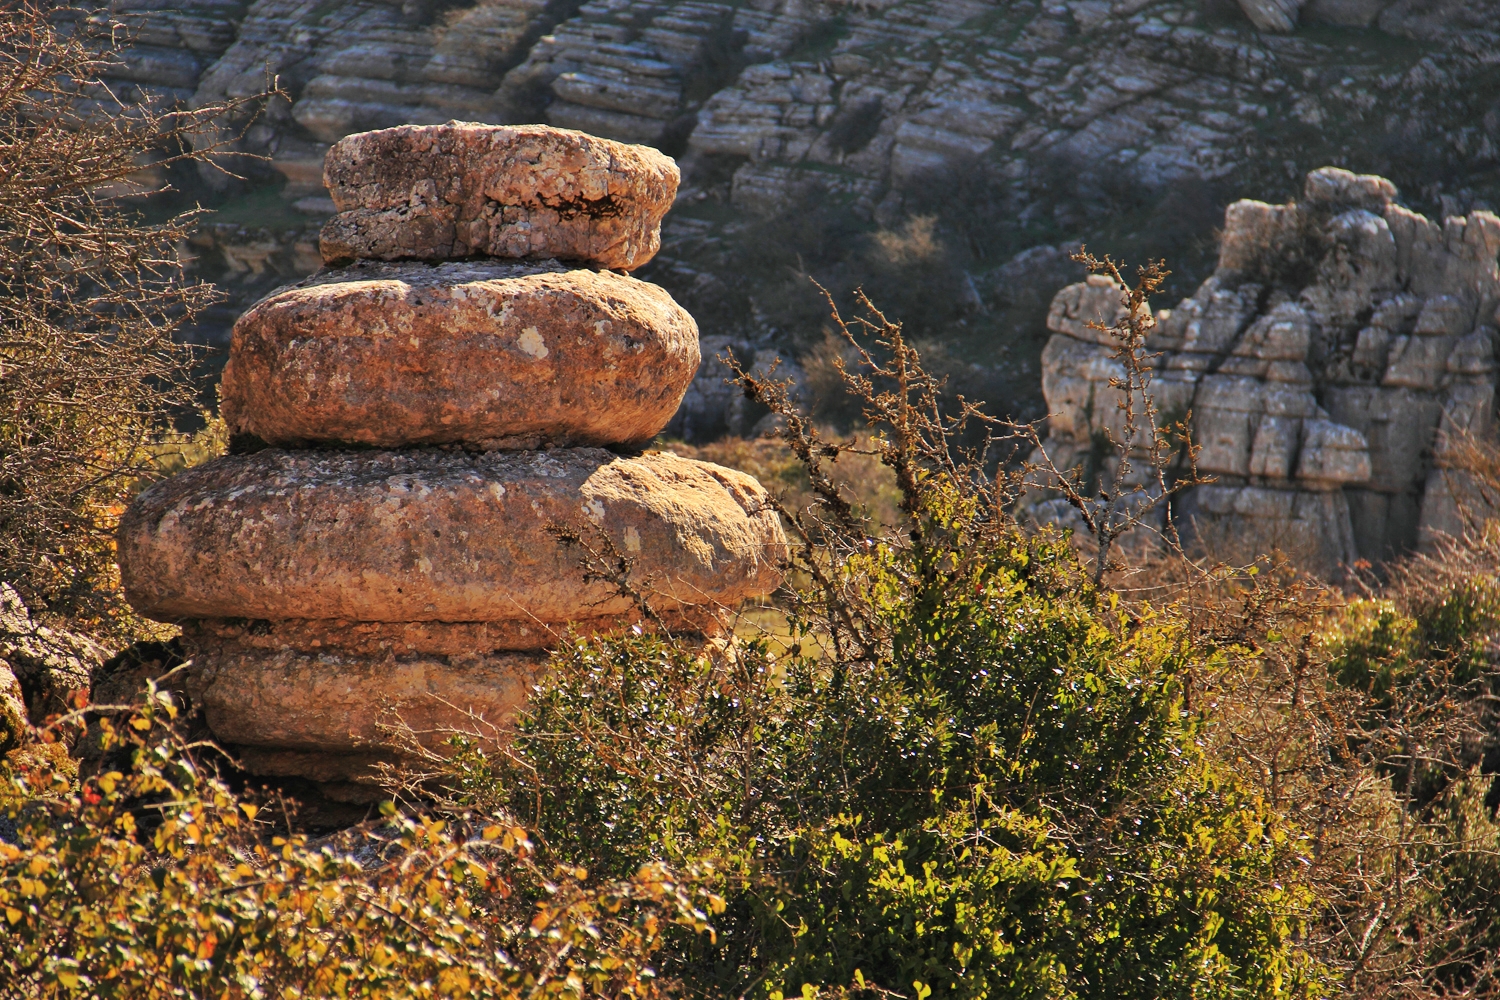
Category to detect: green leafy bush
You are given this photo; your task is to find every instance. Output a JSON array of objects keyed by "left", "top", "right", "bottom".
[
  {"left": 434, "top": 294, "right": 1326, "bottom": 1000},
  {"left": 454, "top": 529, "right": 1318, "bottom": 1000}
]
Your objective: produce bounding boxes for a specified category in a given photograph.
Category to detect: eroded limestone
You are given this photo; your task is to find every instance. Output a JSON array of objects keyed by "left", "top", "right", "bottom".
[
  {"left": 1026, "top": 166, "right": 1500, "bottom": 571},
  {"left": 222, "top": 260, "right": 700, "bottom": 449},
  {"left": 120, "top": 448, "right": 787, "bottom": 625},
  {"left": 319, "top": 122, "right": 678, "bottom": 271}
]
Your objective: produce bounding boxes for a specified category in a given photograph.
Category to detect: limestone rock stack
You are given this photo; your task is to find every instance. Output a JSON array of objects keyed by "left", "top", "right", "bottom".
[
  {"left": 117, "top": 123, "right": 787, "bottom": 797},
  {"left": 1028, "top": 167, "right": 1500, "bottom": 575}
]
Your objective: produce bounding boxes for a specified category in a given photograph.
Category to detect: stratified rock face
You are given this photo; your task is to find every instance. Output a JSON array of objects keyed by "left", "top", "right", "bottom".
[
  {"left": 1029, "top": 167, "right": 1500, "bottom": 573},
  {"left": 120, "top": 448, "right": 787, "bottom": 625},
  {"left": 221, "top": 260, "right": 701, "bottom": 449},
  {"left": 319, "top": 123, "right": 679, "bottom": 270}
]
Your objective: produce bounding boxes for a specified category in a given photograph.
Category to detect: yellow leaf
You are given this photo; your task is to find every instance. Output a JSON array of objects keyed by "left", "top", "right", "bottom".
[
  {"left": 482, "top": 825, "right": 503, "bottom": 840},
  {"left": 57, "top": 971, "right": 80, "bottom": 989},
  {"left": 5, "top": 908, "right": 20, "bottom": 925},
  {"left": 241, "top": 804, "right": 260, "bottom": 821},
  {"left": 129, "top": 717, "right": 151, "bottom": 731}
]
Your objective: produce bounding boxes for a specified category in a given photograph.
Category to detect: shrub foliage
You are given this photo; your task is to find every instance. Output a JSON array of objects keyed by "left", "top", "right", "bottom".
[{"left": 1, "top": 692, "right": 723, "bottom": 999}]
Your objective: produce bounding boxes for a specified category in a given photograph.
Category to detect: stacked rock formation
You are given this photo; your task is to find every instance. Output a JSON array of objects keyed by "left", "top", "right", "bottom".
[
  {"left": 1028, "top": 167, "right": 1500, "bottom": 575},
  {"left": 118, "top": 123, "right": 787, "bottom": 798}
]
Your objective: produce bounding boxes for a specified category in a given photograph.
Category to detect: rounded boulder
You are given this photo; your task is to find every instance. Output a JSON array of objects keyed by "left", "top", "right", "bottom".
[
  {"left": 220, "top": 261, "right": 700, "bottom": 449},
  {"left": 319, "top": 122, "right": 678, "bottom": 271},
  {"left": 119, "top": 448, "right": 787, "bottom": 624}
]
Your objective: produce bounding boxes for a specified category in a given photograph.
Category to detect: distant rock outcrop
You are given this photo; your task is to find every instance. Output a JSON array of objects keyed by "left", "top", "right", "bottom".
[
  {"left": 103, "top": 0, "right": 1500, "bottom": 221},
  {"left": 1029, "top": 168, "right": 1500, "bottom": 573}
]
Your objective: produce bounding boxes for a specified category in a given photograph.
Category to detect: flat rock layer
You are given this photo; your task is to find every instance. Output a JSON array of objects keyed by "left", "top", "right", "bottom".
[
  {"left": 119, "top": 448, "right": 787, "bottom": 624},
  {"left": 187, "top": 635, "right": 541, "bottom": 758},
  {"left": 181, "top": 608, "right": 730, "bottom": 657},
  {"left": 220, "top": 260, "right": 700, "bottom": 449},
  {"left": 319, "top": 123, "right": 678, "bottom": 271}
]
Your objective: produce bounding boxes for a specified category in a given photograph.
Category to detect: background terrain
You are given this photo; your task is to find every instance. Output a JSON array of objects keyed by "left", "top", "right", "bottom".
[{"left": 104, "top": 0, "right": 1500, "bottom": 436}]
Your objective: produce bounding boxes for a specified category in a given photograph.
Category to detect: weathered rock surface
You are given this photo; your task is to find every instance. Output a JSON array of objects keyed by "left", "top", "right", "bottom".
[
  {"left": 188, "top": 637, "right": 541, "bottom": 759},
  {"left": 0, "top": 584, "right": 106, "bottom": 724},
  {"left": 319, "top": 123, "right": 679, "bottom": 270},
  {"left": 148, "top": 0, "right": 1493, "bottom": 230},
  {"left": 0, "top": 661, "right": 27, "bottom": 755},
  {"left": 1027, "top": 167, "right": 1500, "bottom": 572},
  {"left": 120, "top": 448, "right": 787, "bottom": 625},
  {"left": 222, "top": 259, "right": 700, "bottom": 449}
]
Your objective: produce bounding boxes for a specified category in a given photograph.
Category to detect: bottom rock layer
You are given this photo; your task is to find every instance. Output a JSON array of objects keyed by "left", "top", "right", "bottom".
[{"left": 188, "top": 634, "right": 542, "bottom": 785}]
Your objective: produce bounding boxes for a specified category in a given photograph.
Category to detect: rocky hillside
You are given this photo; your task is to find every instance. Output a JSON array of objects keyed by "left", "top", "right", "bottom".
[{"left": 98, "top": 0, "right": 1500, "bottom": 437}]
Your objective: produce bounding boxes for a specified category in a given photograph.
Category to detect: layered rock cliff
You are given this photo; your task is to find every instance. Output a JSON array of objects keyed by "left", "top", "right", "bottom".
[
  {"left": 1029, "top": 167, "right": 1500, "bottom": 573},
  {"left": 94, "top": 0, "right": 1500, "bottom": 439}
]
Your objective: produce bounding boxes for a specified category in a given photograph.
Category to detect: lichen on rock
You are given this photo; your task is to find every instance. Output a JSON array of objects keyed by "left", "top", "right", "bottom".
[{"left": 222, "top": 259, "right": 701, "bottom": 449}]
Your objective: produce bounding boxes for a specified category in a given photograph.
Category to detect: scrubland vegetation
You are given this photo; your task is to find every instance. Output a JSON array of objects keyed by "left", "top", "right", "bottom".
[
  {"left": 3, "top": 5, "right": 1500, "bottom": 1000},
  {"left": 6, "top": 279, "right": 1500, "bottom": 998}
]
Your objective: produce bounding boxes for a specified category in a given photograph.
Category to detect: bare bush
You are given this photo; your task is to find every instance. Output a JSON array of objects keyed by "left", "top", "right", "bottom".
[
  {"left": 0, "top": 2, "right": 269, "bottom": 634},
  {"left": 1010, "top": 249, "right": 1206, "bottom": 588}
]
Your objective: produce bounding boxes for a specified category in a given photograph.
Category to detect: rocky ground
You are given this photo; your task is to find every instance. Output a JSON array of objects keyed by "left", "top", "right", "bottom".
[{"left": 96, "top": 0, "right": 1500, "bottom": 435}]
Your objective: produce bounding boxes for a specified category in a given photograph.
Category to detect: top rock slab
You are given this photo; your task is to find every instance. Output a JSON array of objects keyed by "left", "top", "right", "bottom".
[{"left": 319, "top": 123, "right": 679, "bottom": 272}]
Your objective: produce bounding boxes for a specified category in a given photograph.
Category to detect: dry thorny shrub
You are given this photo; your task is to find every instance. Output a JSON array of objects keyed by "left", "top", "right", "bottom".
[
  {"left": 0, "top": 1, "right": 272, "bottom": 635},
  {"left": 722, "top": 284, "right": 1035, "bottom": 664},
  {"left": 1007, "top": 249, "right": 1206, "bottom": 588},
  {"left": 1150, "top": 545, "right": 1499, "bottom": 997}
]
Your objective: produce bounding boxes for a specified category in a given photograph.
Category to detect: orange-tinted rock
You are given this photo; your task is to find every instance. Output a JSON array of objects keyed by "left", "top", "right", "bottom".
[
  {"left": 221, "top": 261, "right": 700, "bottom": 449},
  {"left": 181, "top": 608, "right": 730, "bottom": 657},
  {"left": 0, "top": 661, "right": 26, "bottom": 754},
  {"left": 188, "top": 636, "right": 540, "bottom": 758},
  {"left": 319, "top": 123, "right": 678, "bottom": 271},
  {"left": 119, "top": 448, "right": 786, "bottom": 625}
]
